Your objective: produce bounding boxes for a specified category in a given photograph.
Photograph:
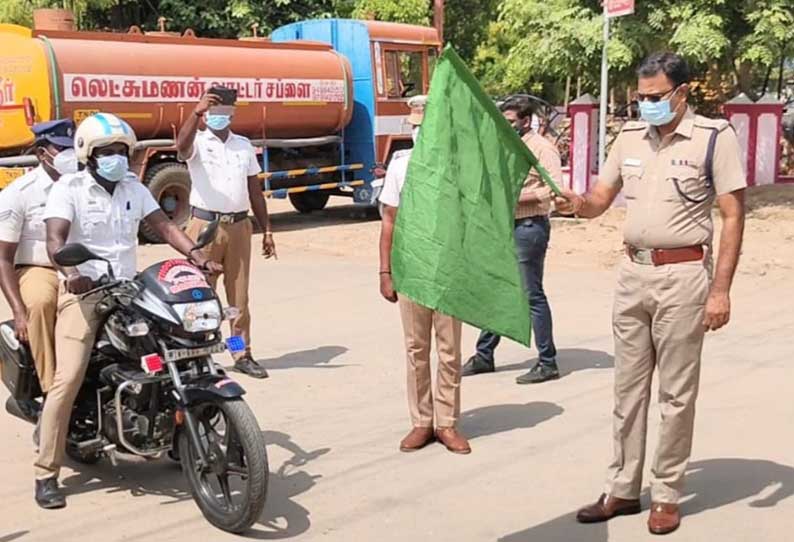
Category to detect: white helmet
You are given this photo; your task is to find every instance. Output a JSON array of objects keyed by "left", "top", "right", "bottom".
[{"left": 74, "top": 113, "right": 137, "bottom": 164}]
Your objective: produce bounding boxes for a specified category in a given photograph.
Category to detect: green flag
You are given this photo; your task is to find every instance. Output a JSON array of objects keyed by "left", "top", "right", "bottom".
[{"left": 391, "top": 46, "right": 560, "bottom": 346}]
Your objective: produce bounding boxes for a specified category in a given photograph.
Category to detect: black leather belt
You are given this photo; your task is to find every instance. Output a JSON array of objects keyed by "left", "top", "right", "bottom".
[{"left": 191, "top": 207, "right": 249, "bottom": 224}]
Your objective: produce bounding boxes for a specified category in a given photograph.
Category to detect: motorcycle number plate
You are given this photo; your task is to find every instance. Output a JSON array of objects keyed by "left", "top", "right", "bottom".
[{"left": 163, "top": 342, "right": 226, "bottom": 363}]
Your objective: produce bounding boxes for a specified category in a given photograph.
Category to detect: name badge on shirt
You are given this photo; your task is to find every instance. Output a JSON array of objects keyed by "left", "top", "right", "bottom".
[
  {"left": 623, "top": 158, "right": 642, "bottom": 167},
  {"left": 671, "top": 159, "right": 695, "bottom": 167}
]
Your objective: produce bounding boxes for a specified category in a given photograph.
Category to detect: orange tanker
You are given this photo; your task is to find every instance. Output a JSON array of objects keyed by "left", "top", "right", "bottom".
[
  {"left": 0, "top": 25, "right": 353, "bottom": 152},
  {"left": 0, "top": 17, "right": 441, "bottom": 239}
]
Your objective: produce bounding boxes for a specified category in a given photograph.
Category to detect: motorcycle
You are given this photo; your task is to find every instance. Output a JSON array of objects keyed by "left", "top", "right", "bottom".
[{"left": 1, "top": 221, "right": 268, "bottom": 533}]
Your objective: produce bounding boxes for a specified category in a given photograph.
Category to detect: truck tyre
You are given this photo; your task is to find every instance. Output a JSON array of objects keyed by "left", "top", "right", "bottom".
[
  {"left": 289, "top": 191, "right": 330, "bottom": 214},
  {"left": 140, "top": 162, "right": 192, "bottom": 243}
]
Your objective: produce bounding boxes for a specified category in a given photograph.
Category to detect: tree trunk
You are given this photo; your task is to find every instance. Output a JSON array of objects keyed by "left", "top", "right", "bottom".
[
  {"left": 777, "top": 45, "right": 786, "bottom": 99},
  {"left": 735, "top": 60, "right": 757, "bottom": 100},
  {"left": 762, "top": 63, "right": 773, "bottom": 95}
]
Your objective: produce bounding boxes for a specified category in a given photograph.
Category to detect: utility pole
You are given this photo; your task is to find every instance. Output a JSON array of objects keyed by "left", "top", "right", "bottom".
[{"left": 598, "top": 8, "right": 609, "bottom": 172}]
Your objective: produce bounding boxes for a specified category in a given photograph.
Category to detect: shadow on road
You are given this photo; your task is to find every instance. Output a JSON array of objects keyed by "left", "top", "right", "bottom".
[
  {"left": 499, "top": 348, "right": 614, "bottom": 376},
  {"left": 61, "top": 458, "right": 191, "bottom": 504},
  {"left": 268, "top": 204, "right": 378, "bottom": 234},
  {"left": 0, "top": 532, "right": 29, "bottom": 542},
  {"left": 59, "top": 430, "right": 330, "bottom": 540},
  {"left": 499, "top": 457, "right": 794, "bottom": 542},
  {"left": 247, "top": 430, "right": 331, "bottom": 540},
  {"left": 459, "top": 401, "right": 564, "bottom": 439},
  {"left": 257, "top": 345, "right": 349, "bottom": 370}
]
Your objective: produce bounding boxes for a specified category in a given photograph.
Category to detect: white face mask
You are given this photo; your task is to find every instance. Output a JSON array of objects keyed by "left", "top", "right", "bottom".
[
  {"left": 411, "top": 126, "right": 421, "bottom": 144},
  {"left": 51, "top": 148, "right": 78, "bottom": 175},
  {"left": 530, "top": 114, "right": 541, "bottom": 133},
  {"left": 95, "top": 154, "right": 129, "bottom": 182}
]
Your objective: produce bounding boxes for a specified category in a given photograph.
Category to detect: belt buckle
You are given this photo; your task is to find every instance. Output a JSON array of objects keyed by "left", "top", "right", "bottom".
[
  {"left": 219, "top": 214, "right": 234, "bottom": 224},
  {"left": 632, "top": 248, "right": 654, "bottom": 265}
]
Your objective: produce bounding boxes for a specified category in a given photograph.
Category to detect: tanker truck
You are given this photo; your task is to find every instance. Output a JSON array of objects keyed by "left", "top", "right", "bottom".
[{"left": 0, "top": 18, "right": 441, "bottom": 241}]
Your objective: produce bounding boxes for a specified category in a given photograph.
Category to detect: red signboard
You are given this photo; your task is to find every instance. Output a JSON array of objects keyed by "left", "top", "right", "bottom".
[{"left": 606, "top": 0, "right": 635, "bottom": 18}]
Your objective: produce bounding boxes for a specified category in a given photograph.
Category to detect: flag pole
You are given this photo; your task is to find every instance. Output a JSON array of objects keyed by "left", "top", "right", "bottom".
[{"left": 598, "top": 5, "right": 610, "bottom": 172}]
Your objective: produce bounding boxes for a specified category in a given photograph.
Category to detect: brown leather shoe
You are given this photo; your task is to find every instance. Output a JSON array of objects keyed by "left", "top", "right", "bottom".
[
  {"left": 435, "top": 427, "right": 471, "bottom": 454},
  {"left": 648, "top": 502, "right": 680, "bottom": 535},
  {"left": 576, "top": 493, "right": 642, "bottom": 523},
  {"left": 399, "top": 426, "right": 435, "bottom": 452}
]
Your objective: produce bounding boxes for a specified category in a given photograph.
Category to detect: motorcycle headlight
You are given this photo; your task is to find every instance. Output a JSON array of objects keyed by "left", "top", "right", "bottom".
[{"left": 172, "top": 301, "right": 222, "bottom": 333}]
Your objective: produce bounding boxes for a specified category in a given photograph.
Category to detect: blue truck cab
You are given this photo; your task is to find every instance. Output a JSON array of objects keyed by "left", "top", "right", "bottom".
[{"left": 271, "top": 19, "right": 441, "bottom": 209}]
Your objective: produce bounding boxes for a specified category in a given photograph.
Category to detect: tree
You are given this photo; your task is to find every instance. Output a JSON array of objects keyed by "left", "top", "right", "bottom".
[
  {"left": 0, "top": 0, "right": 116, "bottom": 28},
  {"left": 84, "top": 0, "right": 339, "bottom": 37},
  {"left": 473, "top": 0, "right": 794, "bottom": 105},
  {"left": 444, "top": 0, "right": 499, "bottom": 64},
  {"left": 351, "top": 0, "right": 430, "bottom": 25}
]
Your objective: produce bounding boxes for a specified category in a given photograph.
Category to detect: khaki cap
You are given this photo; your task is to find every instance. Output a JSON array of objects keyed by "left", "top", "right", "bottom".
[{"left": 407, "top": 95, "right": 428, "bottom": 126}]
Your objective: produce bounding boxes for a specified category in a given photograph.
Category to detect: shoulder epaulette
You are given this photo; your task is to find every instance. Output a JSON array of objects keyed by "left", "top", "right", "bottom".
[
  {"left": 621, "top": 120, "right": 648, "bottom": 132},
  {"left": 15, "top": 176, "right": 38, "bottom": 192},
  {"left": 693, "top": 116, "right": 730, "bottom": 132}
]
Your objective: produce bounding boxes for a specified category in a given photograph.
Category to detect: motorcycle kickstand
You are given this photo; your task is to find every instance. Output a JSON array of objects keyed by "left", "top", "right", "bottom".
[{"left": 103, "top": 444, "right": 120, "bottom": 468}]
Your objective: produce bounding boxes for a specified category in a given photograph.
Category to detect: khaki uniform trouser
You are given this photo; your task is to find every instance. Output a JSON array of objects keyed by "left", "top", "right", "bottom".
[
  {"left": 398, "top": 296, "right": 463, "bottom": 428},
  {"left": 606, "top": 259, "right": 710, "bottom": 503},
  {"left": 16, "top": 266, "right": 59, "bottom": 392},
  {"left": 35, "top": 286, "right": 102, "bottom": 480},
  {"left": 185, "top": 217, "right": 253, "bottom": 360}
]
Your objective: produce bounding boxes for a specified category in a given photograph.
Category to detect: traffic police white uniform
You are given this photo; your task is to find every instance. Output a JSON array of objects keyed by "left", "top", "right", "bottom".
[{"left": 0, "top": 119, "right": 76, "bottom": 392}]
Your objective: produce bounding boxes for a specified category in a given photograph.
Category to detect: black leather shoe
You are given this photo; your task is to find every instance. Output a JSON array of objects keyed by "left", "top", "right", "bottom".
[
  {"left": 516, "top": 362, "right": 560, "bottom": 384},
  {"left": 35, "top": 477, "right": 66, "bottom": 509},
  {"left": 462, "top": 354, "right": 495, "bottom": 377},
  {"left": 234, "top": 355, "right": 269, "bottom": 379}
]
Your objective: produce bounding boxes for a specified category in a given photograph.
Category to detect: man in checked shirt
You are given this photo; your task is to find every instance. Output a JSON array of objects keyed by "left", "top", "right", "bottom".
[{"left": 463, "top": 96, "right": 562, "bottom": 384}]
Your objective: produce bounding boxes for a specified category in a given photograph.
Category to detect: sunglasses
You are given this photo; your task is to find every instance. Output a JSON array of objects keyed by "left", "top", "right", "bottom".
[{"left": 635, "top": 86, "right": 680, "bottom": 103}]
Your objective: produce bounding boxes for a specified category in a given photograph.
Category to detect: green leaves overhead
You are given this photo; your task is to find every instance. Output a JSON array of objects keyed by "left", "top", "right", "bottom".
[
  {"left": 351, "top": 0, "right": 430, "bottom": 25},
  {"left": 472, "top": 0, "right": 794, "bottom": 100}
]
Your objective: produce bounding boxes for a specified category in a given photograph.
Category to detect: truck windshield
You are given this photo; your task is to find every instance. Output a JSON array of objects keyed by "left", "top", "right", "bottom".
[{"left": 385, "top": 51, "right": 423, "bottom": 99}]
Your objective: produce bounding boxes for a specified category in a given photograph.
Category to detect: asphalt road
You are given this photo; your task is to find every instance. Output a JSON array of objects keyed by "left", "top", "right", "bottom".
[{"left": 1, "top": 200, "right": 792, "bottom": 542}]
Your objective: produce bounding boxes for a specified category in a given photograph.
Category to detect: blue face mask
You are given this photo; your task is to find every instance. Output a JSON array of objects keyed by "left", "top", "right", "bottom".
[
  {"left": 95, "top": 154, "right": 129, "bottom": 182},
  {"left": 205, "top": 114, "right": 231, "bottom": 131},
  {"left": 639, "top": 89, "right": 680, "bottom": 126}
]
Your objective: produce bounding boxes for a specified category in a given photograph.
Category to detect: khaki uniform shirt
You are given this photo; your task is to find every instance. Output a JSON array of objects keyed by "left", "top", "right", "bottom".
[
  {"left": 515, "top": 131, "right": 560, "bottom": 219},
  {"left": 601, "top": 108, "right": 747, "bottom": 249}
]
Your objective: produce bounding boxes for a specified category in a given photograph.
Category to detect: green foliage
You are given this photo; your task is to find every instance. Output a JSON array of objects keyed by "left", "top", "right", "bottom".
[
  {"left": 0, "top": 0, "right": 116, "bottom": 28},
  {"left": 3, "top": 0, "right": 791, "bottom": 105},
  {"left": 351, "top": 0, "right": 430, "bottom": 25},
  {"left": 474, "top": 0, "right": 794, "bottom": 102},
  {"left": 443, "top": 0, "right": 499, "bottom": 64},
  {"left": 122, "top": 0, "right": 337, "bottom": 37}
]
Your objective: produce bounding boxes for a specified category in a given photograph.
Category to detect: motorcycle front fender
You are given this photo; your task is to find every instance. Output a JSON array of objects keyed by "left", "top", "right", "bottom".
[{"left": 181, "top": 375, "right": 246, "bottom": 405}]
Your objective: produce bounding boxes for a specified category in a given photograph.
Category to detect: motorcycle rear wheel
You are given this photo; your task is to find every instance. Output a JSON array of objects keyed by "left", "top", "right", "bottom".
[{"left": 179, "top": 399, "right": 268, "bottom": 533}]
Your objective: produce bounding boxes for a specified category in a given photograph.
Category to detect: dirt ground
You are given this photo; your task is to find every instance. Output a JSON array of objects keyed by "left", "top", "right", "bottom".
[{"left": 1, "top": 185, "right": 793, "bottom": 542}]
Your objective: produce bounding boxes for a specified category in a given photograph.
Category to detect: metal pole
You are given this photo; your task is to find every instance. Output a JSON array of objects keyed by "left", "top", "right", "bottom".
[{"left": 598, "top": 9, "right": 610, "bottom": 172}]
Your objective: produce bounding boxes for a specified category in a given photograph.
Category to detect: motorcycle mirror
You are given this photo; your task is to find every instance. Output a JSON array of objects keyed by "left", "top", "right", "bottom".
[
  {"left": 53, "top": 243, "right": 103, "bottom": 267},
  {"left": 194, "top": 220, "right": 220, "bottom": 250}
]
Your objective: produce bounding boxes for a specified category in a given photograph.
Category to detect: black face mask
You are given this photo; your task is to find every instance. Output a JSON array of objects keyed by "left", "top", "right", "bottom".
[{"left": 513, "top": 123, "right": 529, "bottom": 137}]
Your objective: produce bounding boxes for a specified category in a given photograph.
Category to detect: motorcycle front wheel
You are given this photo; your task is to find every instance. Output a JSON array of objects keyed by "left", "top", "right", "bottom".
[{"left": 178, "top": 399, "right": 268, "bottom": 533}]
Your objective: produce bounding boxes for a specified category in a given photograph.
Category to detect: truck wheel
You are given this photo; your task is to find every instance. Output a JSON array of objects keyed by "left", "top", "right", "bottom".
[
  {"left": 140, "top": 162, "right": 192, "bottom": 243},
  {"left": 289, "top": 191, "right": 330, "bottom": 214}
]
